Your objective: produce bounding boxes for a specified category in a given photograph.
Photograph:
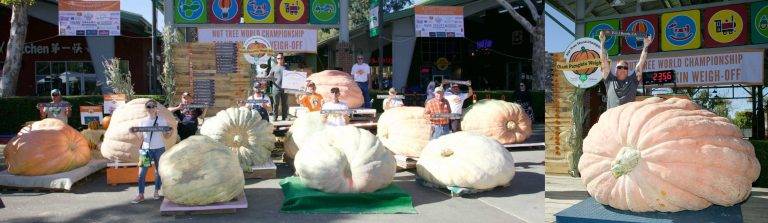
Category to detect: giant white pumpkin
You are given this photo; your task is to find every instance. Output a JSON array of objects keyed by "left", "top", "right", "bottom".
[
  {"left": 283, "top": 111, "right": 325, "bottom": 160},
  {"left": 377, "top": 106, "right": 432, "bottom": 157},
  {"left": 294, "top": 126, "right": 396, "bottom": 193},
  {"left": 101, "top": 98, "right": 179, "bottom": 162},
  {"left": 417, "top": 132, "right": 516, "bottom": 190},
  {"left": 580, "top": 97, "right": 760, "bottom": 212},
  {"left": 461, "top": 99, "right": 532, "bottom": 144},
  {"left": 159, "top": 136, "right": 244, "bottom": 205},
  {"left": 200, "top": 107, "right": 275, "bottom": 171},
  {"left": 307, "top": 70, "right": 364, "bottom": 108}
]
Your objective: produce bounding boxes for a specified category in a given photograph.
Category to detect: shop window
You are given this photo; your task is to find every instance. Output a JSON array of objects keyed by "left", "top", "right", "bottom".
[
  {"left": 35, "top": 62, "right": 50, "bottom": 76},
  {"left": 34, "top": 61, "right": 99, "bottom": 96}
]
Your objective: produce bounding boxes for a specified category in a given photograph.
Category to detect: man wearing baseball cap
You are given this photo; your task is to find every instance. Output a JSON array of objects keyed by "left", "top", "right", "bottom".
[
  {"left": 37, "top": 89, "right": 71, "bottom": 124},
  {"left": 296, "top": 81, "right": 323, "bottom": 112},
  {"left": 243, "top": 82, "right": 272, "bottom": 121},
  {"left": 424, "top": 86, "right": 452, "bottom": 139},
  {"left": 444, "top": 83, "right": 473, "bottom": 132}
]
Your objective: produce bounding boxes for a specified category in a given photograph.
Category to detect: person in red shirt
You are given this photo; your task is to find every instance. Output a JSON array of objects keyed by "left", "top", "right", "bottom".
[{"left": 424, "top": 86, "right": 452, "bottom": 139}]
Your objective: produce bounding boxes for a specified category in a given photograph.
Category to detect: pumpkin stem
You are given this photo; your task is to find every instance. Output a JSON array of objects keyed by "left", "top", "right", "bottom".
[
  {"left": 610, "top": 147, "right": 641, "bottom": 178},
  {"left": 506, "top": 121, "right": 517, "bottom": 130},
  {"left": 233, "top": 135, "right": 242, "bottom": 144},
  {"left": 441, "top": 148, "right": 454, "bottom": 157}
]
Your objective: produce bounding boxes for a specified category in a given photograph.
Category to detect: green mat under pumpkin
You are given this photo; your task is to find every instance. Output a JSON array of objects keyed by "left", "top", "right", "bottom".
[{"left": 279, "top": 176, "right": 417, "bottom": 214}]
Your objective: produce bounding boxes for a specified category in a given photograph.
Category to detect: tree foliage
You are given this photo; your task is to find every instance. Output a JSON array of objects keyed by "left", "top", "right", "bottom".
[
  {"left": 733, "top": 111, "right": 753, "bottom": 129},
  {"left": 0, "top": 0, "right": 36, "bottom": 6},
  {"left": 693, "top": 90, "right": 731, "bottom": 119}
]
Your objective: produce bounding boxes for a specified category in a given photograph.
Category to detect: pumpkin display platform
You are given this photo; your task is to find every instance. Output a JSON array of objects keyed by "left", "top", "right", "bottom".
[
  {"left": 105, "top": 162, "right": 156, "bottom": 186},
  {"left": 279, "top": 176, "right": 416, "bottom": 214},
  {"left": 555, "top": 197, "right": 743, "bottom": 223},
  {"left": 160, "top": 192, "right": 247, "bottom": 216},
  {"left": 0, "top": 159, "right": 108, "bottom": 191},
  {"left": 243, "top": 159, "right": 277, "bottom": 179},
  {"left": 394, "top": 155, "right": 418, "bottom": 171}
]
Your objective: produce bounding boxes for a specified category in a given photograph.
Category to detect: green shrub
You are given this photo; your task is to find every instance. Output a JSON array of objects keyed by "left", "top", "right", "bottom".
[
  {"left": 750, "top": 140, "right": 768, "bottom": 188},
  {"left": 0, "top": 95, "right": 165, "bottom": 134}
]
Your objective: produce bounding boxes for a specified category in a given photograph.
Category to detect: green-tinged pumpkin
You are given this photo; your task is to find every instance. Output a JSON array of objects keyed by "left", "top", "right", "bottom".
[
  {"left": 4, "top": 119, "right": 91, "bottom": 176},
  {"left": 416, "top": 132, "right": 516, "bottom": 190},
  {"left": 461, "top": 99, "right": 532, "bottom": 144},
  {"left": 200, "top": 107, "right": 275, "bottom": 171},
  {"left": 159, "top": 135, "right": 244, "bottom": 205},
  {"left": 377, "top": 106, "right": 432, "bottom": 157},
  {"left": 284, "top": 111, "right": 325, "bottom": 160},
  {"left": 294, "top": 126, "right": 396, "bottom": 193}
]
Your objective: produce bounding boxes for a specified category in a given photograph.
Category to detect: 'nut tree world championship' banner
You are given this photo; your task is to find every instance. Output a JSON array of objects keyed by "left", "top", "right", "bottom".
[
  {"left": 661, "top": 10, "right": 701, "bottom": 51},
  {"left": 276, "top": 0, "right": 309, "bottom": 24},
  {"left": 59, "top": 0, "right": 120, "bottom": 36},
  {"left": 703, "top": 4, "right": 748, "bottom": 48},
  {"left": 620, "top": 51, "right": 763, "bottom": 87},
  {"left": 176, "top": 0, "right": 209, "bottom": 24},
  {"left": 621, "top": 15, "right": 659, "bottom": 54},
  {"left": 209, "top": 0, "right": 242, "bottom": 23},
  {"left": 197, "top": 28, "right": 318, "bottom": 53},
  {"left": 309, "top": 0, "right": 339, "bottom": 25},
  {"left": 243, "top": 0, "right": 275, "bottom": 23},
  {"left": 585, "top": 19, "right": 619, "bottom": 56},
  {"left": 751, "top": 1, "right": 768, "bottom": 44}
]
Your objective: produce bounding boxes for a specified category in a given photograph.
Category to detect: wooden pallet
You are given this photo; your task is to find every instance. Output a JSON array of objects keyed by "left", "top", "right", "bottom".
[
  {"left": 161, "top": 192, "right": 247, "bottom": 216},
  {"left": 0, "top": 186, "right": 68, "bottom": 193},
  {"left": 243, "top": 159, "right": 277, "bottom": 179},
  {"left": 106, "top": 162, "right": 156, "bottom": 186},
  {"left": 395, "top": 155, "right": 418, "bottom": 171}
]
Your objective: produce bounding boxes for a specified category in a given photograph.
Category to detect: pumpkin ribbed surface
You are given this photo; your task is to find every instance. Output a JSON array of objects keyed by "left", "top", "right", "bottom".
[
  {"left": 377, "top": 106, "right": 432, "bottom": 157},
  {"left": 307, "top": 70, "right": 363, "bottom": 108},
  {"left": 101, "top": 98, "right": 179, "bottom": 162},
  {"left": 416, "top": 132, "right": 516, "bottom": 190},
  {"left": 284, "top": 111, "right": 325, "bottom": 159},
  {"left": 580, "top": 97, "right": 761, "bottom": 212},
  {"left": 5, "top": 119, "right": 91, "bottom": 176},
  {"left": 461, "top": 99, "right": 532, "bottom": 144},
  {"left": 294, "top": 126, "right": 396, "bottom": 193},
  {"left": 200, "top": 107, "right": 275, "bottom": 171},
  {"left": 159, "top": 136, "right": 244, "bottom": 205}
]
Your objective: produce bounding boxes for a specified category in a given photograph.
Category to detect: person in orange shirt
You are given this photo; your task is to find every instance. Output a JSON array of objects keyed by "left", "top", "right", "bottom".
[
  {"left": 424, "top": 86, "right": 452, "bottom": 139},
  {"left": 296, "top": 82, "right": 324, "bottom": 112}
]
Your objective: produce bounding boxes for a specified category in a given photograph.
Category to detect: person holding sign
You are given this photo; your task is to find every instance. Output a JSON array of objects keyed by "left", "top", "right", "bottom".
[
  {"left": 244, "top": 82, "right": 272, "bottom": 121},
  {"left": 321, "top": 87, "right": 350, "bottom": 126},
  {"left": 444, "top": 83, "right": 474, "bottom": 132},
  {"left": 296, "top": 81, "right": 324, "bottom": 112},
  {"left": 351, "top": 55, "right": 372, "bottom": 108},
  {"left": 132, "top": 100, "right": 172, "bottom": 204},
  {"left": 383, "top": 88, "right": 404, "bottom": 110},
  {"left": 268, "top": 53, "right": 288, "bottom": 121},
  {"left": 599, "top": 30, "right": 652, "bottom": 109},
  {"left": 168, "top": 92, "right": 203, "bottom": 140},
  {"left": 37, "top": 89, "right": 71, "bottom": 124},
  {"left": 424, "top": 86, "right": 452, "bottom": 139}
]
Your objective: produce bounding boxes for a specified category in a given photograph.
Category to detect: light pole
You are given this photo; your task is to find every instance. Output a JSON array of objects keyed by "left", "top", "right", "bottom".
[{"left": 150, "top": 0, "right": 158, "bottom": 93}]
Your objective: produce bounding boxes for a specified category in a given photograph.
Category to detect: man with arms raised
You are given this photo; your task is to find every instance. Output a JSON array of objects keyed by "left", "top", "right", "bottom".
[{"left": 599, "top": 30, "right": 652, "bottom": 109}]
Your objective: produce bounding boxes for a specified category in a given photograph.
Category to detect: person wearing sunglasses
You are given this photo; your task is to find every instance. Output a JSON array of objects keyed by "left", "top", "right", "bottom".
[
  {"left": 351, "top": 54, "right": 372, "bottom": 108},
  {"left": 267, "top": 52, "right": 288, "bottom": 121},
  {"left": 599, "top": 30, "right": 652, "bottom": 109},
  {"left": 132, "top": 100, "right": 172, "bottom": 204},
  {"left": 168, "top": 92, "right": 203, "bottom": 140},
  {"left": 37, "top": 89, "right": 71, "bottom": 124}
]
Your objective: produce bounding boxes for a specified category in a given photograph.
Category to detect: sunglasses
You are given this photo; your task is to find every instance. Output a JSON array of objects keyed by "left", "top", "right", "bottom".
[
  {"left": 145, "top": 106, "right": 156, "bottom": 109},
  {"left": 617, "top": 66, "right": 628, "bottom": 70}
]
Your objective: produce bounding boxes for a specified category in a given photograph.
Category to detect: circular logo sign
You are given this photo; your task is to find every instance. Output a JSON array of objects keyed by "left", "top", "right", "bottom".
[
  {"left": 279, "top": 0, "right": 305, "bottom": 22},
  {"left": 589, "top": 24, "right": 616, "bottom": 50},
  {"left": 246, "top": 0, "right": 271, "bottom": 20},
  {"left": 561, "top": 38, "right": 603, "bottom": 88},
  {"left": 707, "top": 9, "right": 743, "bottom": 43},
  {"left": 625, "top": 19, "right": 655, "bottom": 50},
  {"left": 755, "top": 5, "right": 768, "bottom": 38},
  {"left": 435, "top": 58, "right": 451, "bottom": 70},
  {"left": 665, "top": 15, "right": 697, "bottom": 46},
  {"left": 243, "top": 36, "right": 274, "bottom": 65},
  {"left": 212, "top": 0, "right": 239, "bottom": 21},
  {"left": 312, "top": 0, "right": 336, "bottom": 22},
  {"left": 178, "top": 0, "right": 205, "bottom": 21}
]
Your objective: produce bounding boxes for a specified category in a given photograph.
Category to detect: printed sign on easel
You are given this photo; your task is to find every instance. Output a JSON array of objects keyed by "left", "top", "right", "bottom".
[
  {"left": 103, "top": 94, "right": 126, "bottom": 114},
  {"left": 80, "top": 106, "right": 103, "bottom": 126}
]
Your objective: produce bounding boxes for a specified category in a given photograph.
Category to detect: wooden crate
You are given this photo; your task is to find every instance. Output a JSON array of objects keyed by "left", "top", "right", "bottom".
[
  {"left": 243, "top": 159, "right": 276, "bottom": 179},
  {"left": 106, "top": 162, "right": 156, "bottom": 186},
  {"left": 546, "top": 53, "right": 576, "bottom": 175}
]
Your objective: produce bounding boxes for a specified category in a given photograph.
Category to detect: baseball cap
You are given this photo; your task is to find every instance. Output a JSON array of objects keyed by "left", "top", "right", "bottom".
[
  {"left": 51, "top": 89, "right": 61, "bottom": 95},
  {"left": 434, "top": 86, "right": 444, "bottom": 93}
]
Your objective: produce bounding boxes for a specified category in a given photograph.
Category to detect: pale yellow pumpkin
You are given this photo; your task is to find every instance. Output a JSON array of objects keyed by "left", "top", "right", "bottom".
[
  {"left": 4, "top": 119, "right": 91, "bottom": 176},
  {"left": 377, "top": 106, "right": 432, "bottom": 157},
  {"left": 307, "top": 70, "right": 364, "bottom": 108},
  {"left": 200, "top": 107, "right": 275, "bottom": 171},
  {"left": 284, "top": 111, "right": 325, "bottom": 159},
  {"left": 580, "top": 97, "right": 760, "bottom": 212},
  {"left": 294, "top": 126, "right": 396, "bottom": 193},
  {"left": 417, "top": 132, "right": 516, "bottom": 190},
  {"left": 461, "top": 99, "right": 532, "bottom": 144},
  {"left": 101, "top": 98, "right": 179, "bottom": 162},
  {"left": 81, "top": 121, "right": 106, "bottom": 160}
]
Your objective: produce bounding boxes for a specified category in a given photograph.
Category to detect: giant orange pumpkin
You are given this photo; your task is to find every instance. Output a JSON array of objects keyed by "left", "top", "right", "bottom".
[
  {"left": 4, "top": 119, "right": 91, "bottom": 176},
  {"left": 580, "top": 97, "right": 761, "bottom": 212},
  {"left": 101, "top": 98, "right": 179, "bottom": 162},
  {"left": 570, "top": 47, "right": 600, "bottom": 75},
  {"left": 307, "top": 70, "right": 363, "bottom": 108},
  {"left": 461, "top": 100, "right": 532, "bottom": 144},
  {"left": 102, "top": 115, "right": 111, "bottom": 129},
  {"left": 377, "top": 106, "right": 432, "bottom": 157}
]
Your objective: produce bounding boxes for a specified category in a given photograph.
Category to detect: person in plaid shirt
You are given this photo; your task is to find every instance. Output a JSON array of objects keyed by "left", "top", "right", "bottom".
[{"left": 424, "top": 86, "right": 452, "bottom": 139}]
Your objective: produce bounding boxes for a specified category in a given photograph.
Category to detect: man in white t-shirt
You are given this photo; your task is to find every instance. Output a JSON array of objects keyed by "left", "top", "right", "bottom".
[
  {"left": 444, "top": 83, "right": 474, "bottom": 132},
  {"left": 351, "top": 55, "right": 372, "bottom": 108},
  {"left": 37, "top": 89, "right": 71, "bottom": 124},
  {"left": 132, "top": 100, "right": 172, "bottom": 204},
  {"left": 383, "top": 88, "right": 404, "bottom": 110},
  {"left": 321, "top": 87, "right": 350, "bottom": 126}
]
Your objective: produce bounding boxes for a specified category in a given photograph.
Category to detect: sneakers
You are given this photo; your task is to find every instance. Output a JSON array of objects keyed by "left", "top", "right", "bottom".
[
  {"left": 131, "top": 194, "right": 145, "bottom": 204},
  {"left": 153, "top": 191, "right": 161, "bottom": 200}
]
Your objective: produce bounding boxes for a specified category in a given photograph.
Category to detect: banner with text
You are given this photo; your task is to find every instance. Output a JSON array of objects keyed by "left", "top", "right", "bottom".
[
  {"left": 59, "top": 0, "right": 120, "bottom": 36},
  {"left": 414, "top": 6, "right": 464, "bottom": 38},
  {"left": 620, "top": 51, "right": 764, "bottom": 87},
  {"left": 198, "top": 28, "right": 317, "bottom": 53}
]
